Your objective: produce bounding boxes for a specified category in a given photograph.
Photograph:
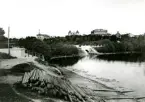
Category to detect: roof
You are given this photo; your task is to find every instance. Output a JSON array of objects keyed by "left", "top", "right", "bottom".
[
  {"left": 93, "top": 29, "right": 107, "bottom": 31},
  {"left": 37, "top": 34, "right": 50, "bottom": 37}
]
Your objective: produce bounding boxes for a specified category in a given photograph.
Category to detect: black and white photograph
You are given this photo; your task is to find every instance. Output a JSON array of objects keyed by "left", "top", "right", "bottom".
[{"left": 0, "top": 0, "right": 145, "bottom": 102}]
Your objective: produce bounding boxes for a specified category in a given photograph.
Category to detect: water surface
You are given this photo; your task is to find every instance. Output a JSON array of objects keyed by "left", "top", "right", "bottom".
[{"left": 50, "top": 53, "right": 145, "bottom": 95}]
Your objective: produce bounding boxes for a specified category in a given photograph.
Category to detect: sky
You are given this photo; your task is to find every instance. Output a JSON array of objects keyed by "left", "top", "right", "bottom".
[{"left": 0, "top": 0, "right": 145, "bottom": 38}]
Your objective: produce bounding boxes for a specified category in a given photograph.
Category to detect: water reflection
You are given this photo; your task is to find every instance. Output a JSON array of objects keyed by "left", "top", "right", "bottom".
[
  {"left": 96, "top": 53, "right": 145, "bottom": 63},
  {"left": 49, "top": 56, "right": 83, "bottom": 67},
  {"left": 50, "top": 54, "right": 145, "bottom": 95}
]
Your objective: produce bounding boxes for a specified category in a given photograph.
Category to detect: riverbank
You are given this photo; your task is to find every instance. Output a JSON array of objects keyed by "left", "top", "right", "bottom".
[
  {"left": 95, "top": 51, "right": 142, "bottom": 55},
  {"left": 50, "top": 54, "right": 84, "bottom": 60},
  {"left": 1, "top": 58, "right": 145, "bottom": 102},
  {"left": 53, "top": 64, "right": 145, "bottom": 102}
]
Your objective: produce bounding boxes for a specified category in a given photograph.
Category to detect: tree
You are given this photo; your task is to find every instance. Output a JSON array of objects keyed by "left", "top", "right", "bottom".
[{"left": 0, "top": 28, "right": 5, "bottom": 36}]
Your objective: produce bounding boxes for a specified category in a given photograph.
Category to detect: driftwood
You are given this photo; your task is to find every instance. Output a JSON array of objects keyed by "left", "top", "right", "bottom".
[{"left": 21, "top": 68, "right": 87, "bottom": 102}]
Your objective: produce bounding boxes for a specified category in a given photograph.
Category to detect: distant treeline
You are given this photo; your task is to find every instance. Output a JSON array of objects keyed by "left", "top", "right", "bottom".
[
  {"left": 42, "top": 34, "right": 131, "bottom": 45},
  {"left": 10, "top": 33, "right": 145, "bottom": 54},
  {"left": 43, "top": 34, "right": 119, "bottom": 45},
  {"left": 95, "top": 35, "right": 145, "bottom": 53},
  {"left": 42, "top": 34, "right": 145, "bottom": 53}
]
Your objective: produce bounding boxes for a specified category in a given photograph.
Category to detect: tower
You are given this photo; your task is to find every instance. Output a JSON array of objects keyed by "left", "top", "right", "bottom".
[
  {"left": 68, "top": 30, "right": 72, "bottom": 35},
  {"left": 38, "top": 29, "right": 41, "bottom": 34},
  {"left": 76, "top": 30, "right": 79, "bottom": 35}
]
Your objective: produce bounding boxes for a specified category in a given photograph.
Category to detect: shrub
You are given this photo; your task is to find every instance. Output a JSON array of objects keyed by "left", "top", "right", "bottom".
[
  {"left": 10, "top": 63, "right": 34, "bottom": 74},
  {"left": 0, "top": 52, "right": 16, "bottom": 59},
  {"left": 50, "top": 44, "right": 79, "bottom": 57}
]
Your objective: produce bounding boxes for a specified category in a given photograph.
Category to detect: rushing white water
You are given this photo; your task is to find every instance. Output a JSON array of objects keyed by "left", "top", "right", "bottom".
[{"left": 75, "top": 45, "right": 99, "bottom": 56}]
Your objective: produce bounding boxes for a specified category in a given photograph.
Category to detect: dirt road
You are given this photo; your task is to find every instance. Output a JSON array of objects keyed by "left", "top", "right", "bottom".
[{"left": 0, "top": 66, "right": 31, "bottom": 102}]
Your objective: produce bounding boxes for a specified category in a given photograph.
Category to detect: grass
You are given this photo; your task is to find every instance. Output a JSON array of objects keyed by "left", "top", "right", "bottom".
[
  {"left": 0, "top": 66, "right": 32, "bottom": 102},
  {"left": 0, "top": 83, "right": 31, "bottom": 102}
]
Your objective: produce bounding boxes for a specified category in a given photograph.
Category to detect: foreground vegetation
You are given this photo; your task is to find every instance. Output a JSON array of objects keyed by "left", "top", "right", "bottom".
[{"left": 0, "top": 52, "right": 16, "bottom": 59}]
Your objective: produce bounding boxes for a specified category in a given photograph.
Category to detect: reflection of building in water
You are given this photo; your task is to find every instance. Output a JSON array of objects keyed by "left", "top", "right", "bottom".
[{"left": 68, "top": 30, "right": 79, "bottom": 35}]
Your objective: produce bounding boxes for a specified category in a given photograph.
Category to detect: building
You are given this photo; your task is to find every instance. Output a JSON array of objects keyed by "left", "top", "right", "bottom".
[
  {"left": 91, "top": 29, "right": 108, "bottom": 35},
  {"left": 128, "top": 33, "right": 134, "bottom": 37},
  {"left": 76, "top": 30, "right": 79, "bottom": 35},
  {"left": 115, "top": 31, "right": 121, "bottom": 38},
  {"left": 68, "top": 30, "right": 72, "bottom": 35},
  {"left": 37, "top": 34, "right": 50, "bottom": 40},
  {"left": 68, "top": 30, "right": 80, "bottom": 35}
]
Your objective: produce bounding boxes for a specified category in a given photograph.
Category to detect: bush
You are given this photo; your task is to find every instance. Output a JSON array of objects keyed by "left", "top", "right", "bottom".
[
  {"left": 95, "top": 39, "right": 115, "bottom": 53},
  {"left": 18, "top": 37, "right": 79, "bottom": 60},
  {"left": 50, "top": 44, "right": 79, "bottom": 57},
  {"left": 10, "top": 63, "right": 34, "bottom": 74},
  {"left": 35, "top": 58, "right": 49, "bottom": 66},
  {"left": 0, "top": 52, "right": 16, "bottom": 59}
]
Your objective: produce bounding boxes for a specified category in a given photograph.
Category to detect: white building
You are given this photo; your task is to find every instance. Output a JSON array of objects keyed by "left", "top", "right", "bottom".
[
  {"left": 37, "top": 34, "right": 50, "bottom": 40},
  {"left": 115, "top": 31, "right": 121, "bottom": 38},
  {"left": 0, "top": 47, "right": 26, "bottom": 58}
]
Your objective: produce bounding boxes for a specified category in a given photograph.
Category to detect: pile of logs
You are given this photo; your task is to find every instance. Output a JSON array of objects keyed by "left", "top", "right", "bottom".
[{"left": 21, "top": 68, "right": 87, "bottom": 102}]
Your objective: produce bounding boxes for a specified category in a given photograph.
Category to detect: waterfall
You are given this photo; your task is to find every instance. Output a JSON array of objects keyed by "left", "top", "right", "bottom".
[
  {"left": 75, "top": 45, "right": 99, "bottom": 56},
  {"left": 89, "top": 47, "right": 98, "bottom": 53}
]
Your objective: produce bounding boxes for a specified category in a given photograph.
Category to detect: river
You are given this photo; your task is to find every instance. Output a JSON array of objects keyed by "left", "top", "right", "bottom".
[{"left": 50, "top": 53, "right": 145, "bottom": 96}]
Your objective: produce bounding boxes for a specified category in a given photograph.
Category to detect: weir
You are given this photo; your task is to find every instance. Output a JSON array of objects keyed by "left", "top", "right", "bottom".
[{"left": 75, "top": 45, "right": 100, "bottom": 55}]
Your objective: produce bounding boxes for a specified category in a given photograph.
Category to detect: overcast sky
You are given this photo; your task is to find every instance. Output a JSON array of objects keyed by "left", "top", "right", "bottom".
[{"left": 0, "top": 0, "right": 145, "bottom": 38}]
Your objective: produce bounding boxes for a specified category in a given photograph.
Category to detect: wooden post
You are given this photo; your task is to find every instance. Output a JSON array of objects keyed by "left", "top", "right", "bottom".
[
  {"left": 0, "top": 59, "right": 2, "bottom": 68},
  {"left": 8, "top": 26, "right": 10, "bottom": 55},
  {"left": 28, "top": 50, "right": 29, "bottom": 57}
]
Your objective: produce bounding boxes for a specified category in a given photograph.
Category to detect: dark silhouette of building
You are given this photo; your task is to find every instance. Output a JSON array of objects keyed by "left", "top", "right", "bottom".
[
  {"left": 91, "top": 29, "right": 111, "bottom": 36},
  {"left": 68, "top": 30, "right": 80, "bottom": 35}
]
